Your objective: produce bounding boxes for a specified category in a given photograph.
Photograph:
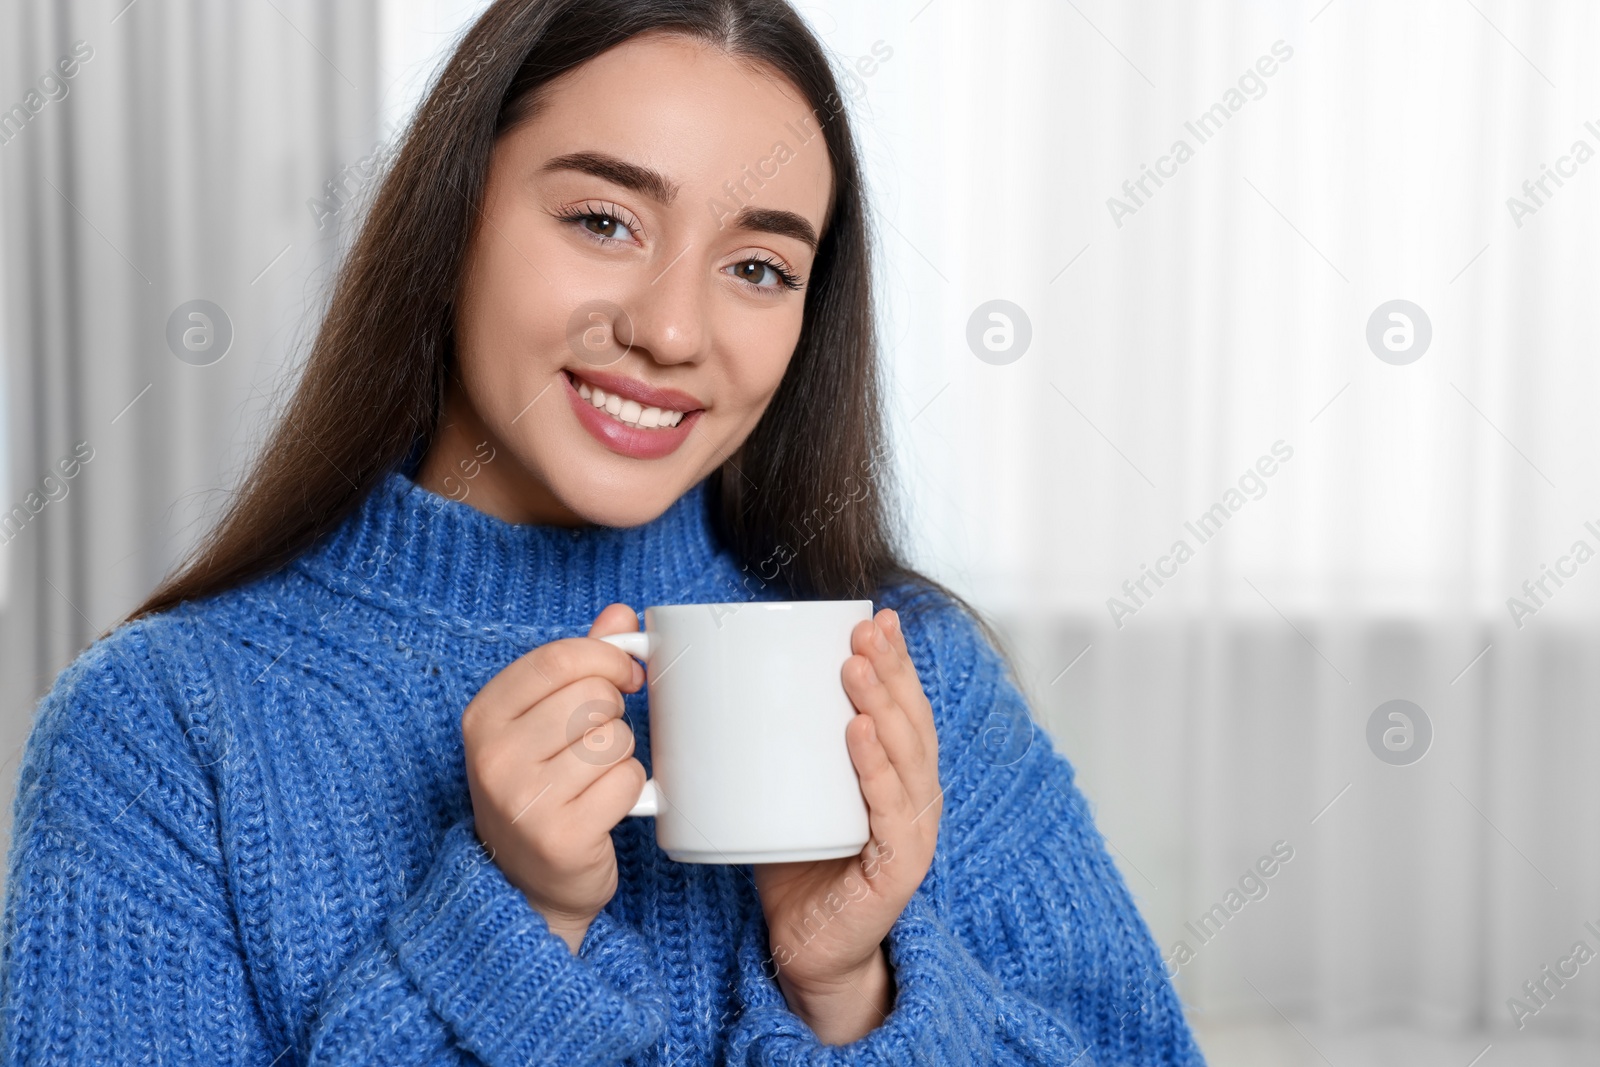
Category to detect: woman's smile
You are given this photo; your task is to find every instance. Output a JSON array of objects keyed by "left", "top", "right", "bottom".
[{"left": 562, "top": 367, "right": 706, "bottom": 460}]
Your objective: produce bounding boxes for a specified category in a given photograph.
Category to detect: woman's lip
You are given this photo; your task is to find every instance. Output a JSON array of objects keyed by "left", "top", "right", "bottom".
[
  {"left": 563, "top": 371, "right": 702, "bottom": 460},
  {"left": 565, "top": 368, "right": 705, "bottom": 413}
]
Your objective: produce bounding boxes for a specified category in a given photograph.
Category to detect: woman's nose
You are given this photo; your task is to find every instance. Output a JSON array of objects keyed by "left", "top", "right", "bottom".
[{"left": 619, "top": 248, "right": 707, "bottom": 366}]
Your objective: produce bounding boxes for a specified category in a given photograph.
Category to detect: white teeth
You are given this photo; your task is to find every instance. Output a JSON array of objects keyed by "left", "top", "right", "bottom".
[{"left": 573, "top": 375, "right": 689, "bottom": 428}]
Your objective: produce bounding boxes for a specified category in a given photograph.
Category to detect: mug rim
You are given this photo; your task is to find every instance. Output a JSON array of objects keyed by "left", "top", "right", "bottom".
[{"left": 643, "top": 598, "right": 874, "bottom": 614}]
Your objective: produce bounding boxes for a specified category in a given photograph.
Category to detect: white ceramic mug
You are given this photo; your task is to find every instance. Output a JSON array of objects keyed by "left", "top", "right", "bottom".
[{"left": 599, "top": 600, "right": 873, "bottom": 864}]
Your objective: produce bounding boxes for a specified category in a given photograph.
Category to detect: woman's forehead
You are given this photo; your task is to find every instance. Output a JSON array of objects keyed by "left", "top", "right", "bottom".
[{"left": 507, "top": 32, "right": 833, "bottom": 231}]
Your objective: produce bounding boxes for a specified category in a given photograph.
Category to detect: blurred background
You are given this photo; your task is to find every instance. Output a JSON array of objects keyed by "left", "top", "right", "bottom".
[{"left": 4, "top": 0, "right": 1599, "bottom": 1063}]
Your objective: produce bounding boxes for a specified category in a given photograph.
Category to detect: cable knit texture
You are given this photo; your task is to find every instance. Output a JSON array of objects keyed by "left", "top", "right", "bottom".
[{"left": 0, "top": 470, "right": 1204, "bottom": 1065}]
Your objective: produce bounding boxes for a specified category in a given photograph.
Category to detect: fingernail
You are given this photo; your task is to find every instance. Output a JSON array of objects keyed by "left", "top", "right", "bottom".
[
  {"left": 887, "top": 610, "right": 901, "bottom": 635},
  {"left": 873, "top": 624, "right": 890, "bottom": 653}
]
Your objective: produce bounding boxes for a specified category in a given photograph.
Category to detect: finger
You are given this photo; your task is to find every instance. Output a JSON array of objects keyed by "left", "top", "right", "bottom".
[
  {"left": 505, "top": 674, "right": 630, "bottom": 764},
  {"left": 856, "top": 613, "right": 943, "bottom": 824},
  {"left": 470, "top": 636, "right": 641, "bottom": 726},
  {"left": 556, "top": 700, "right": 637, "bottom": 777},
  {"left": 842, "top": 653, "right": 935, "bottom": 800},
  {"left": 846, "top": 712, "right": 914, "bottom": 837},
  {"left": 592, "top": 604, "right": 646, "bottom": 687},
  {"left": 569, "top": 754, "right": 650, "bottom": 829},
  {"left": 857, "top": 614, "right": 940, "bottom": 786},
  {"left": 589, "top": 604, "right": 646, "bottom": 686},
  {"left": 504, "top": 686, "right": 636, "bottom": 820},
  {"left": 588, "top": 602, "right": 641, "bottom": 640},
  {"left": 843, "top": 651, "right": 918, "bottom": 758},
  {"left": 860, "top": 610, "right": 934, "bottom": 732},
  {"left": 880, "top": 608, "right": 926, "bottom": 710}
]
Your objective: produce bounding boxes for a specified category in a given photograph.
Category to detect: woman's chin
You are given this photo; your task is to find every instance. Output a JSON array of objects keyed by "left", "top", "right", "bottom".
[{"left": 551, "top": 477, "right": 697, "bottom": 530}]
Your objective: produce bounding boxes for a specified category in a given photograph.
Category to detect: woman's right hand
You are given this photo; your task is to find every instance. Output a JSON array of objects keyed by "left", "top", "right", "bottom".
[{"left": 461, "top": 603, "right": 648, "bottom": 953}]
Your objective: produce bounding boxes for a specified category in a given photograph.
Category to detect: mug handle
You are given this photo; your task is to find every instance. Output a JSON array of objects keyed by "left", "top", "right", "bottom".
[{"left": 598, "top": 632, "right": 660, "bottom": 818}]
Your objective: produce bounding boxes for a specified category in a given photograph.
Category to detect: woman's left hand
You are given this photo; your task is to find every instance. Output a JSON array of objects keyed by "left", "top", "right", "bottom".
[{"left": 752, "top": 607, "right": 942, "bottom": 1044}]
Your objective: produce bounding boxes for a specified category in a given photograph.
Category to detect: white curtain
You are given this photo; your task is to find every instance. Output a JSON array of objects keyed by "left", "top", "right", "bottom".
[
  {"left": 810, "top": 0, "right": 1600, "bottom": 1049},
  {"left": 0, "top": 1, "right": 380, "bottom": 854}
]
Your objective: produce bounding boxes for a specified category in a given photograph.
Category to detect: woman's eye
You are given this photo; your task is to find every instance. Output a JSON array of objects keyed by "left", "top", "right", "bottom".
[
  {"left": 580, "top": 214, "right": 633, "bottom": 242},
  {"left": 727, "top": 259, "right": 793, "bottom": 289}
]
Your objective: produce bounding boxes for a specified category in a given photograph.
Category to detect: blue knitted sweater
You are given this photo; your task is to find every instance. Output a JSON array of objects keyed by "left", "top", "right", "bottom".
[{"left": 0, "top": 470, "right": 1204, "bottom": 1066}]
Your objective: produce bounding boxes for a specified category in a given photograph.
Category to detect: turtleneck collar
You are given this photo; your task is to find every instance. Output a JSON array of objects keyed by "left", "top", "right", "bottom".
[{"left": 291, "top": 469, "right": 740, "bottom": 633}]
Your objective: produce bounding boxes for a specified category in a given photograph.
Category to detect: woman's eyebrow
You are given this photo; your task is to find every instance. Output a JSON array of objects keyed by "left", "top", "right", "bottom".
[
  {"left": 542, "top": 151, "right": 680, "bottom": 205},
  {"left": 726, "top": 206, "right": 818, "bottom": 252},
  {"left": 542, "top": 150, "right": 819, "bottom": 251}
]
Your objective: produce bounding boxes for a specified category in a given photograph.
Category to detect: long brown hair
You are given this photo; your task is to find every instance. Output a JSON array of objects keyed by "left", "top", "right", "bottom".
[{"left": 127, "top": 0, "right": 1004, "bottom": 662}]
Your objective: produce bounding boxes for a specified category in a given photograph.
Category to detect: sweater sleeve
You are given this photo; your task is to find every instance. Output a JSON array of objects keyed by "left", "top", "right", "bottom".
[
  {"left": 724, "top": 596, "right": 1206, "bottom": 1066},
  {"left": 310, "top": 817, "right": 668, "bottom": 1065},
  {"left": 0, "top": 628, "right": 666, "bottom": 1066}
]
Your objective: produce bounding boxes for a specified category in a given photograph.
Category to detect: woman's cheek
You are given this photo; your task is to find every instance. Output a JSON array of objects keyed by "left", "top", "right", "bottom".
[{"left": 722, "top": 321, "right": 802, "bottom": 409}]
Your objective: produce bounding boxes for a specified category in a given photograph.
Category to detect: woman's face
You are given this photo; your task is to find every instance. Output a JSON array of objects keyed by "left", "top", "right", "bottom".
[{"left": 421, "top": 31, "right": 834, "bottom": 527}]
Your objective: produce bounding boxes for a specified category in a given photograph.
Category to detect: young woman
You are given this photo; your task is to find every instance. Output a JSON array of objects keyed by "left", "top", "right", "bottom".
[{"left": 0, "top": 1, "right": 1204, "bottom": 1063}]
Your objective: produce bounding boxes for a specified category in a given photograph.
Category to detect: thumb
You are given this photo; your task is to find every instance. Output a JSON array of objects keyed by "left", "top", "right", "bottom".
[{"left": 587, "top": 602, "right": 640, "bottom": 639}]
